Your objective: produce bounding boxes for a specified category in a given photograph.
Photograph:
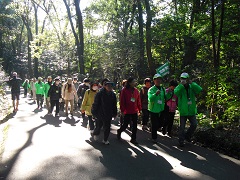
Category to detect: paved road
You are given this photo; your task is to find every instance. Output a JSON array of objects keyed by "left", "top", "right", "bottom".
[{"left": 0, "top": 94, "right": 240, "bottom": 180}]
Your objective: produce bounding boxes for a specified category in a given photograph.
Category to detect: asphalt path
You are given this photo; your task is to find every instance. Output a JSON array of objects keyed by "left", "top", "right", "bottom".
[{"left": 0, "top": 92, "right": 240, "bottom": 180}]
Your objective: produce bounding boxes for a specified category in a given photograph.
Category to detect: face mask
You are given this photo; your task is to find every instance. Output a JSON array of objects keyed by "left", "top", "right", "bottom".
[
  {"left": 85, "top": 83, "right": 90, "bottom": 87},
  {"left": 92, "top": 86, "right": 98, "bottom": 91},
  {"left": 181, "top": 79, "right": 187, "bottom": 85}
]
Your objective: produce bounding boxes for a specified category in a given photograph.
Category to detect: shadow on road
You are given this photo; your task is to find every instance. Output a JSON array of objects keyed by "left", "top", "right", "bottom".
[{"left": 0, "top": 123, "right": 47, "bottom": 178}]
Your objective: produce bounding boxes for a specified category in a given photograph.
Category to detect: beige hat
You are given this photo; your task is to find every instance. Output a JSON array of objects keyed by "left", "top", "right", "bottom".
[{"left": 67, "top": 78, "right": 72, "bottom": 84}]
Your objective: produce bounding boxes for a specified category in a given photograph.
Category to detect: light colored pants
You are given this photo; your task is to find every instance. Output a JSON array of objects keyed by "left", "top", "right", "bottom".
[
  {"left": 32, "top": 90, "right": 36, "bottom": 101},
  {"left": 45, "top": 97, "right": 51, "bottom": 112},
  {"left": 65, "top": 99, "right": 74, "bottom": 114}
]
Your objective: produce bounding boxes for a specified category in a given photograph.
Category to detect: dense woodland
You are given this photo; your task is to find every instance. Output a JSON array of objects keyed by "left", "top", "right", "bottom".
[{"left": 0, "top": 0, "right": 239, "bottom": 127}]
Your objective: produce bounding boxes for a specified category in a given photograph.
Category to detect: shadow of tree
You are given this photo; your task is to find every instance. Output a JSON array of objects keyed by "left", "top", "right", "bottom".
[{"left": 0, "top": 123, "right": 47, "bottom": 178}]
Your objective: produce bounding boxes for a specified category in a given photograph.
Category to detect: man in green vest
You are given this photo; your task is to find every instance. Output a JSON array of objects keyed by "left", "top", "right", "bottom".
[
  {"left": 148, "top": 74, "right": 172, "bottom": 143},
  {"left": 174, "top": 72, "right": 202, "bottom": 147}
]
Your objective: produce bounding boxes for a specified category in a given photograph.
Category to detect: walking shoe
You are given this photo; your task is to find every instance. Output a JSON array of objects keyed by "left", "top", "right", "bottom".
[
  {"left": 102, "top": 140, "right": 110, "bottom": 145},
  {"left": 117, "top": 129, "right": 121, "bottom": 140},
  {"left": 55, "top": 113, "right": 60, "bottom": 117},
  {"left": 48, "top": 113, "right": 52, "bottom": 116},
  {"left": 130, "top": 139, "right": 138, "bottom": 145},
  {"left": 142, "top": 125, "right": 148, "bottom": 131},
  {"left": 93, "top": 135, "right": 99, "bottom": 141},
  {"left": 152, "top": 139, "right": 157, "bottom": 144}
]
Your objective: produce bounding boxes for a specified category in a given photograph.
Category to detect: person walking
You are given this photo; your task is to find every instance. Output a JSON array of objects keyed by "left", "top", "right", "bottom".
[
  {"left": 35, "top": 77, "right": 45, "bottom": 109},
  {"left": 73, "top": 77, "right": 79, "bottom": 111},
  {"left": 162, "top": 80, "right": 178, "bottom": 137},
  {"left": 62, "top": 78, "right": 78, "bottom": 116},
  {"left": 44, "top": 76, "right": 52, "bottom": 114},
  {"left": 30, "top": 78, "right": 37, "bottom": 102},
  {"left": 81, "top": 82, "right": 99, "bottom": 134},
  {"left": 9, "top": 72, "right": 22, "bottom": 112},
  {"left": 48, "top": 77, "right": 62, "bottom": 116},
  {"left": 117, "top": 77, "right": 142, "bottom": 145},
  {"left": 148, "top": 74, "right": 171, "bottom": 143},
  {"left": 118, "top": 79, "right": 127, "bottom": 126},
  {"left": 22, "top": 79, "right": 30, "bottom": 98},
  {"left": 140, "top": 78, "right": 151, "bottom": 131},
  {"left": 77, "top": 78, "right": 90, "bottom": 118},
  {"left": 91, "top": 81, "right": 117, "bottom": 145},
  {"left": 174, "top": 73, "right": 202, "bottom": 147}
]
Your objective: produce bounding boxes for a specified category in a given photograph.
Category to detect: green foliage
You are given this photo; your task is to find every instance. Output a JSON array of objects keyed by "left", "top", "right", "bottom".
[{"left": 204, "top": 66, "right": 240, "bottom": 125}]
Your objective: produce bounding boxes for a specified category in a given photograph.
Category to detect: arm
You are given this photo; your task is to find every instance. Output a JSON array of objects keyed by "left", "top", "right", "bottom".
[
  {"left": 191, "top": 82, "right": 202, "bottom": 95},
  {"left": 148, "top": 87, "right": 157, "bottom": 102},
  {"left": 48, "top": 86, "right": 53, "bottom": 97},
  {"left": 77, "top": 85, "right": 82, "bottom": 97},
  {"left": 62, "top": 84, "right": 65, "bottom": 99},
  {"left": 120, "top": 89, "right": 125, "bottom": 113},
  {"left": 81, "top": 89, "right": 89, "bottom": 111},
  {"left": 174, "top": 84, "right": 184, "bottom": 97},
  {"left": 113, "top": 93, "right": 117, "bottom": 117},
  {"left": 137, "top": 89, "right": 142, "bottom": 112},
  {"left": 91, "top": 92, "right": 101, "bottom": 117},
  {"left": 73, "top": 85, "right": 78, "bottom": 100}
]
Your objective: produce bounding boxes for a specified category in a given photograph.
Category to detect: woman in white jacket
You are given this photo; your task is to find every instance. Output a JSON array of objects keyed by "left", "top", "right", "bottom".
[{"left": 62, "top": 78, "right": 78, "bottom": 116}]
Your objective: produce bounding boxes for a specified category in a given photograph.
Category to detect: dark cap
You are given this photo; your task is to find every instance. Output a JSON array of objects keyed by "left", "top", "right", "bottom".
[
  {"left": 54, "top": 77, "right": 60, "bottom": 81},
  {"left": 104, "top": 81, "right": 114, "bottom": 86}
]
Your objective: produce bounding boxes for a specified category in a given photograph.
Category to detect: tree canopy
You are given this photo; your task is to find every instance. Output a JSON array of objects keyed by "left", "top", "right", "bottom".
[{"left": 0, "top": 0, "right": 239, "bottom": 124}]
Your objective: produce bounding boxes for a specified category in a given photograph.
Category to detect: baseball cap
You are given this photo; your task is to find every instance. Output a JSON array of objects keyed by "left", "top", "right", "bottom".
[
  {"left": 180, "top": 72, "right": 189, "bottom": 79},
  {"left": 153, "top": 74, "right": 162, "bottom": 80}
]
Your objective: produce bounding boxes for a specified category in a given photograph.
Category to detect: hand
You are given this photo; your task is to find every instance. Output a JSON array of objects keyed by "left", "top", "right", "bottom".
[
  {"left": 81, "top": 110, "right": 85, "bottom": 114},
  {"left": 138, "top": 111, "right": 141, "bottom": 116},
  {"left": 156, "top": 90, "right": 160, "bottom": 95}
]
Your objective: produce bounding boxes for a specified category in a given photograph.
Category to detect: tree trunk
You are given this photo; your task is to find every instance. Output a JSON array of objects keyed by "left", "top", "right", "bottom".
[
  {"left": 137, "top": 0, "right": 145, "bottom": 80},
  {"left": 216, "top": 0, "right": 225, "bottom": 65},
  {"left": 211, "top": 0, "right": 217, "bottom": 68},
  {"left": 144, "top": 0, "right": 155, "bottom": 77},
  {"left": 63, "top": 0, "right": 85, "bottom": 75},
  {"left": 21, "top": 16, "right": 33, "bottom": 78},
  {"left": 74, "top": 0, "right": 85, "bottom": 74},
  {"left": 33, "top": 3, "right": 39, "bottom": 78}
]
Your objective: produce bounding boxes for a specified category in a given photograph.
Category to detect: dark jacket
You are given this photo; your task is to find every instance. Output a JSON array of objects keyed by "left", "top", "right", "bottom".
[
  {"left": 77, "top": 83, "right": 89, "bottom": 98},
  {"left": 140, "top": 86, "right": 150, "bottom": 110},
  {"left": 48, "top": 83, "right": 62, "bottom": 100},
  {"left": 91, "top": 88, "right": 117, "bottom": 119},
  {"left": 9, "top": 77, "right": 22, "bottom": 93}
]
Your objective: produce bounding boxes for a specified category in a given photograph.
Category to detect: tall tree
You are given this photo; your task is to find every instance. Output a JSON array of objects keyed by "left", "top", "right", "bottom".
[
  {"left": 144, "top": 0, "right": 155, "bottom": 76},
  {"left": 63, "top": 0, "right": 85, "bottom": 74}
]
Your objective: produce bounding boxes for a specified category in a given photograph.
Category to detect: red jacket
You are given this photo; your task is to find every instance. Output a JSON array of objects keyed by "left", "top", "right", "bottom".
[{"left": 120, "top": 87, "right": 141, "bottom": 114}]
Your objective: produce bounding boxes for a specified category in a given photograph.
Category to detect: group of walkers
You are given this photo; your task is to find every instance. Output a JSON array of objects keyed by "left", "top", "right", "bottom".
[{"left": 8, "top": 71, "right": 202, "bottom": 147}]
